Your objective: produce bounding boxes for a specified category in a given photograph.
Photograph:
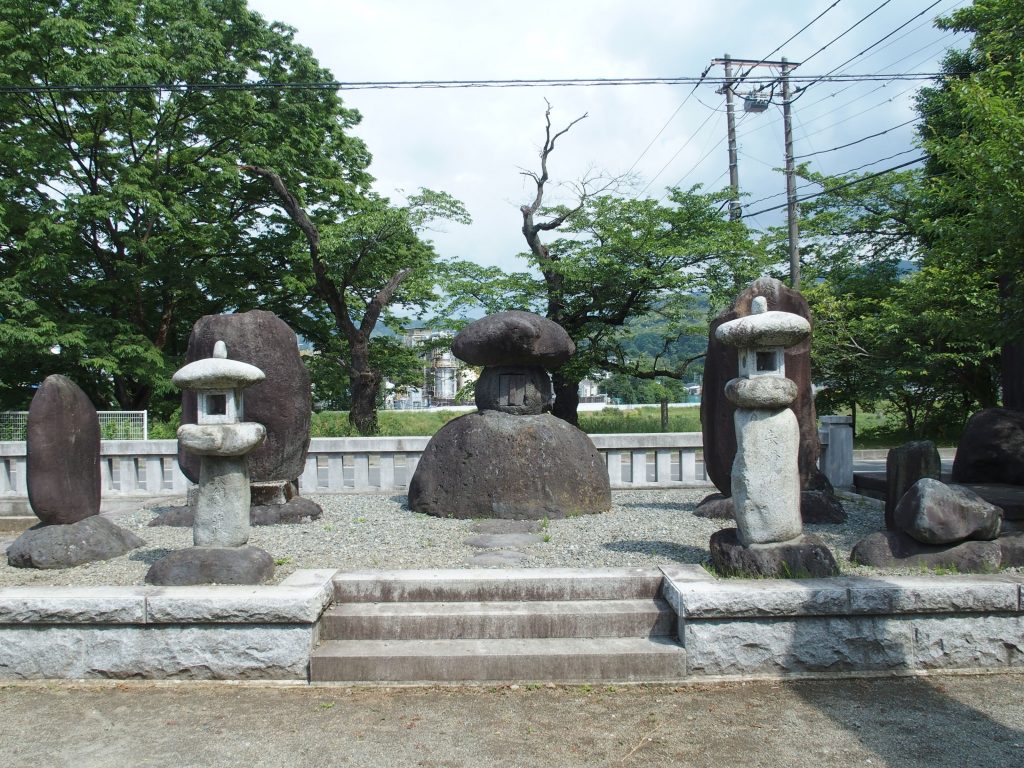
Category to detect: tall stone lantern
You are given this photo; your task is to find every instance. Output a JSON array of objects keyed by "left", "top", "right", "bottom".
[
  {"left": 709, "top": 295, "right": 839, "bottom": 577},
  {"left": 146, "top": 341, "right": 275, "bottom": 585}
]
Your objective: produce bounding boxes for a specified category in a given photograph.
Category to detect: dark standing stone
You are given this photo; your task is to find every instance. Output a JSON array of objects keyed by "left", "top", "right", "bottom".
[
  {"left": 800, "top": 472, "right": 848, "bottom": 524},
  {"left": 893, "top": 478, "right": 1002, "bottom": 545},
  {"left": 145, "top": 546, "right": 275, "bottom": 585},
  {"left": 885, "top": 441, "right": 941, "bottom": 529},
  {"left": 7, "top": 516, "right": 144, "bottom": 569},
  {"left": 701, "top": 279, "right": 837, "bottom": 513},
  {"left": 709, "top": 528, "right": 839, "bottom": 578},
  {"left": 850, "top": 530, "right": 1002, "bottom": 573},
  {"left": 452, "top": 311, "right": 575, "bottom": 368},
  {"left": 408, "top": 411, "right": 611, "bottom": 519},
  {"left": 26, "top": 374, "right": 101, "bottom": 525},
  {"left": 951, "top": 408, "right": 1024, "bottom": 486},
  {"left": 179, "top": 310, "right": 311, "bottom": 485}
]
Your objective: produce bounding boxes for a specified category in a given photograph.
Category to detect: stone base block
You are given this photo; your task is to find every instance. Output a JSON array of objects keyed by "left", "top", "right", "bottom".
[
  {"left": 850, "top": 530, "right": 1003, "bottom": 573},
  {"left": 145, "top": 546, "right": 275, "bottom": 586},
  {"left": 149, "top": 497, "right": 322, "bottom": 527},
  {"left": 709, "top": 528, "right": 840, "bottom": 578}
]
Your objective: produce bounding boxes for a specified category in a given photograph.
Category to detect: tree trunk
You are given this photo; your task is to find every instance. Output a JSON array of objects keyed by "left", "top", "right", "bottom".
[
  {"left": 348, "top": 338, "right": 381, "bottom": 435},
  {"left": 551, "top": 371, "right": 580, "bottom": 426},
  {"left": 1000, "top": 275, "right": 1023, "bottom": 410}
]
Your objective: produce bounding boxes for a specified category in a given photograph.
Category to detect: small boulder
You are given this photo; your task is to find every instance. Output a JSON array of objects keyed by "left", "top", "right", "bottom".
[
  {"left": 998, "top": 531, "right": 1024, "bottom": 567},
  {"left": 709, "top": 528, "right": 839, "bottom": 578},
  {"left": 894, "top": 478, "right": 1002, "bottom": 545},
  {"left": 26, "top": 374, "right": 101, "bottom": 525},
  {"left": 145, "top": 546, "right": 275, "bottom": 585},
  {"left": 7, "top": 516, "right": 144, "bottom": 569},
  {"left": 951, "top": 407, "right": 1024, "bottom": 485},
  {"left": 694, "top": 493, "right": 734, "bottom": 520},
  {"left": 451, "top": 311, "right": 574, "bottom": 368},
  {"left": 800, "top": 471, "right": 847, "bottom": 524},
  {"left": 250, "top": 497, "right": 323, "bottom": 525},
  {"left": 850, "top": 530, "right": 1002, "bottom": 573},
  {"left": 885, "top": 440, "right": 941, "bottom": 529}
]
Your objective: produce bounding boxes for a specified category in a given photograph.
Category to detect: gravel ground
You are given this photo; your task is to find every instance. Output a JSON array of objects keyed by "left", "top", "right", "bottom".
[{"left": 3, "top": 489, "right": 1017, "bottom": 587}]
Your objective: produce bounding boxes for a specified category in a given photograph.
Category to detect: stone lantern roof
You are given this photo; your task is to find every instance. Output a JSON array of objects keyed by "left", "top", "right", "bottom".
[
  {"left": 714, "top": 297, "right": 810, "bottom": 350},
  {"left": 172, "top": 341, "right": 265, "bottom": 391}
]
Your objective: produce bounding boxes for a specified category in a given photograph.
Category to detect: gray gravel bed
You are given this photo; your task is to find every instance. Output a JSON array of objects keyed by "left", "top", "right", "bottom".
[{"left": 0, "top": 490, "right": 1016, "bottom": 587}]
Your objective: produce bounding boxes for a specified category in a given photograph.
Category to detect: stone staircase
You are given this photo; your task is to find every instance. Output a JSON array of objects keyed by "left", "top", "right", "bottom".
[{"left": 309, "top": 568, "right": 687, "bottom": 684}]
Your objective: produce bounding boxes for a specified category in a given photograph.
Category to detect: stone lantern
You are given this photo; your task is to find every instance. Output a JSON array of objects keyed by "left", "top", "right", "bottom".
[
  {"left": 709, "top": 295, "right": 839, "bottom": 577},
  {"left": 146, "top": 340, "right": 275, "bottom": 585}
]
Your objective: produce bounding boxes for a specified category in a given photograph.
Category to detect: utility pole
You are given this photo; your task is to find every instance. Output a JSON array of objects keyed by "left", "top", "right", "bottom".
[
  {"left": 719, "top": 54, "right": 741, "bottom": 221},
  {"left": 781, "top": 57, "right": 800, "bottom": 289},
  {"left": 710, "top": 56, "right": 802, "bottom": 286}
]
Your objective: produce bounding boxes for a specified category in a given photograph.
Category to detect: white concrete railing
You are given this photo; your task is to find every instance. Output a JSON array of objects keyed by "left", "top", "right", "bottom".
[{"left": 0, "top": 418, "right": 857, "bottom": 500}]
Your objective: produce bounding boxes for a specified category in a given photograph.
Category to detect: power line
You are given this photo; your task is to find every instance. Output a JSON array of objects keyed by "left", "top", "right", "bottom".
[
  {"left": 740, "top": 155, "right": 925, "bottom": 218},
  {"left": 793, "top": 117, "right": 917, "bottom": 158},
  {"left": 799, "top": 0, "right": 896, "bottom": 69},
  {"left": 794, "top": 0, "right": 944, "bottom": 99},
  {"left": 0, "top": 72, "right": 949, "bottom": 96},
  {"left": 638, "top": 102, "right": 726, "bottom": 197},
  {"left": 734, "top": 0, "right": 845, "bottom": 86},
  {"left": 623, "top": 65, "right": 713, "bottom": 176}
]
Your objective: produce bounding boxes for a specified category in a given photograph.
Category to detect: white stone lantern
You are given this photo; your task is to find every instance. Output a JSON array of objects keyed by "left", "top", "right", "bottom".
[
  {"left": 715, "top": 296, "right": 811, "bottom": 546},
  {"left": 172, "top": 340, "right": 266, "bottom": 548}
]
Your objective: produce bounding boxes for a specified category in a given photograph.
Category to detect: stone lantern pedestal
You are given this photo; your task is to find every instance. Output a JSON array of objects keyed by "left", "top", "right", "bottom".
[
  {"left": 709, "top": 296, "right": 839, "bottom": 578},
  {"left": 146, "top": 341, "right": 275, "bottom": 585}
]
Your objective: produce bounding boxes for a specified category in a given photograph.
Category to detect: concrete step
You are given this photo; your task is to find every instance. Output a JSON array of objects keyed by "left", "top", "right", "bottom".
[
  {"left": 310, "top": 636, "right": 687, "bottom": 683},
  {"left": 320, "top": 598, "right": 675, "bottom": 641},
  {"left": 332, "top": 568, "right": 664, "bottom": 603}
]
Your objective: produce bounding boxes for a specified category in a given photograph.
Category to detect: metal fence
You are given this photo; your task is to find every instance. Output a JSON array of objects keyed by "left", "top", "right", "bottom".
[{"left": 0, "top": 411, "right": 148, "bottom": 441}]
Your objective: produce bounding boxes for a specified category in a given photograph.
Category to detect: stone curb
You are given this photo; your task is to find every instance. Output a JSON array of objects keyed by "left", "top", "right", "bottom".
[{"left": 0, "top": 568, "right": 336, "bottom": 625}]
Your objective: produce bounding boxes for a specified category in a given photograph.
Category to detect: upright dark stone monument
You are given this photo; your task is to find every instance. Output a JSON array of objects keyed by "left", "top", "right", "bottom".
[
  {"left": 177, "top": 310, "right": 320, "bottom": 520},
  {"left": 26, "top": 374, "right": 101, "bottom": 525},
  {"left": 700, "top": 277, "right": 845, "bottom": 524},
  {"left": 951, "top": 408, "right": 1024, "bottom": 486},
  {"left": 885, "top": 440, "right": 941, "bottom": 529},
  {"left": 10, "top": 375, "right": 143, "bottom": 569},
  {"left": 408, "top": 311, "right": 611, "bottom": 519}
]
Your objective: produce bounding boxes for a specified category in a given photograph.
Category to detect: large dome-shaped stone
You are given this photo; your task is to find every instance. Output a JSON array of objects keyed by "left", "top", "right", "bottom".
[
  {"left": 26, "top": 375, "right": 101, "bottom": 525},
  {"left": 951, "top": 407, "right": 1024, "bottom": 486},
  {"left": 408, "top": 411, "right": 611, "bottom": 519},
  {"left": 179, "top": 311, "right": 311, "bottom": 484},
  {"left": 452, "top": 311, "right": 574, "bottom": 368}
]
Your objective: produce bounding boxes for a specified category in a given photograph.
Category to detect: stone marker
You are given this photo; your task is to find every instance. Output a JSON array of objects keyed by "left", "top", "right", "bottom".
[
  {"left": 700, "top": 277, "right": 845, "bottom": 524},
  {"left": 708, "top": 292, "right": 839, "bottom": 578},
  {"left": 951, "top": 407, "right": 1024, "bottom": 486},
  {"left": 7, "top": 516, "right": 145, "bottom": 569},
  {"left": 893, "top": 478, "right": 1002, "bottom": 545},
  {"left": 409, "top": 311, "right": 610, "bottom": 519},
  {"left": 26, "top": 374, "right": 101, "bottom": 525},
  {"left": 885, "top": 440, "right": 941, "bottom": 529}
]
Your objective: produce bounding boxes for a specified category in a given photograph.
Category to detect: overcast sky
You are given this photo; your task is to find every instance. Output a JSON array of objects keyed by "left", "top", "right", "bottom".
[{"left": 246, "top": 0, "right": 969, "bottom": 272}]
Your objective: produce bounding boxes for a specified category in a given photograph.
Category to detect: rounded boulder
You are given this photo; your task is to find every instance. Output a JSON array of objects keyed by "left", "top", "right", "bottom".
[
  {"left": 407, "top": 411, "right": 611, "bottom": 519},
  {"left": 452, "top": 311, "right": 574, "bottom": 368},
  {"left": 26, "top": 374, "right": 101, "bottom": 525}
]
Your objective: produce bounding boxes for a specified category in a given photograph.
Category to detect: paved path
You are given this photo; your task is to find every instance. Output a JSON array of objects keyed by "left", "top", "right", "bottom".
[{"left": 1, "top": 674, "right": 1021, "bottom": 767}]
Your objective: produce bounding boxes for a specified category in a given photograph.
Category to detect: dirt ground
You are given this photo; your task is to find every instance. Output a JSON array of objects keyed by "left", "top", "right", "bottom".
[{"left": 0, "top": 673, "right": 1021, "bottom": 767}]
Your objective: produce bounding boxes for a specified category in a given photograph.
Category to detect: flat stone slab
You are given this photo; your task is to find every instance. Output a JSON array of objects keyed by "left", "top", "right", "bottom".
[
  {"left": 851, "top": 530, "right": 1003, "bottom": 573},
  {"left": 470, "top": 520, "right": 541, "bottom": 534},
  {"left": 149, "top": 497, "right": 323, "bottom": 527},
  {"left": 145, "top": 546, "right": 275, "bottom": 586},
  {"left": 468, "top": 550, "right": 530, "bottom": 566},
  {"left": 465, "top": 533, "right": 544, "bottom": 549}
]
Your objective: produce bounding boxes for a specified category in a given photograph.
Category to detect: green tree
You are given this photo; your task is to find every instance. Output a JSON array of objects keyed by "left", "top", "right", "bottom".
[
  {"left": 0, "top": 0, "right": 372, "bottom": 415},
  {"left": 917, "top": 0, "right": 1024, "bottom": 408},
  {"left": 241, "top": 168, "right": 470, "bottom": 434}
]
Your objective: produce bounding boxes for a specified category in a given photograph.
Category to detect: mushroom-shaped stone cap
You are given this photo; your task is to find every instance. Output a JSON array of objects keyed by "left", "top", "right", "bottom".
[
  {"left": 714, "top": 297, "right": 810, "bottom": 349},
  {"left": 451, "top": 310, "right": 575, "bottom": 368},
  {"left": 172, "top": 340, "right": 265, "bottom": 391}
]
